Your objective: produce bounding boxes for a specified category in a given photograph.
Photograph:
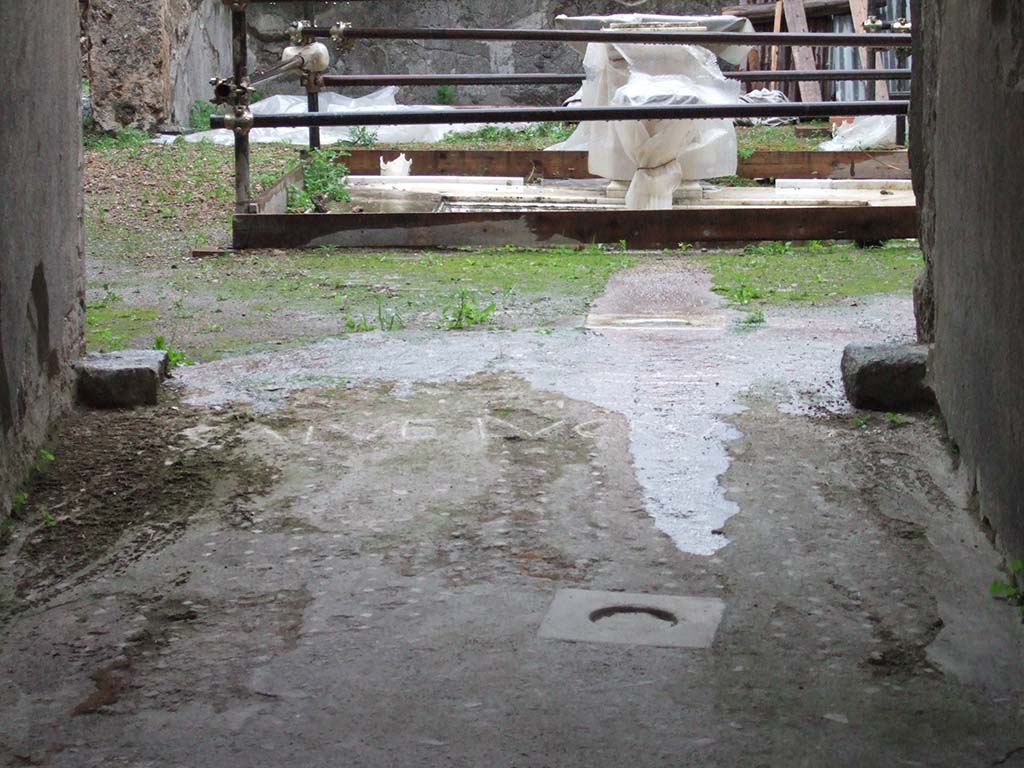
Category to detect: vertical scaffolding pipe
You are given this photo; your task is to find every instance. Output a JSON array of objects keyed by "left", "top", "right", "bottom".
[
  {"left": 308, "top": 3, "right": 321, "bottom": 151},
  {"left": 232, "top": 7, "right": 252, "bottom": 214},
  {"left": 307, "top": 88, "right": 321, "bottom": 150}
]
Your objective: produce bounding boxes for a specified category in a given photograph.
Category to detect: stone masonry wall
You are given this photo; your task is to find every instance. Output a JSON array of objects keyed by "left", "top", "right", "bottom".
[
  {"left": 0, "top": 2, "right": 86, "bottom": 526},
  {"left": 84, "top": 0, "right": 231, "bottom": 131},
  {"left": 914, "top": 0, "right": 1024, "bottom": 561}
]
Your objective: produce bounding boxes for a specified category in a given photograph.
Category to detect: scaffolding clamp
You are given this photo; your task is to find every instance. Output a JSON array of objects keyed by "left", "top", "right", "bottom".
[
  {"left": 330, "top": 21, "right": 352, "bottom": 46},
  {"left": 222, "top": 105, "right": 254, "bottom": 136},
  {"left": 863, "top": 16, "right": 886, "bottom": 33},
  {"left": 209, "top": 76, "right": 254, "bottom": 107},
  {"left": 892, "top": 18, "right": 912, "bottom": 33},
  {"left": 289, "top": 20, "right": 314, "bottom": 44},
  {"left": 301, "top": 71, "right": 325, "bottom": 94}
]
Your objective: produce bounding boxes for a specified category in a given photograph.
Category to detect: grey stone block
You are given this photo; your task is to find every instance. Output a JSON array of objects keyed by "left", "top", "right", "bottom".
[
  {"left": 841, "top": 343, "right": 935, "bottom": 411},
  {"left": 74, "top": 351, "right": 170, "bottom": 409}
]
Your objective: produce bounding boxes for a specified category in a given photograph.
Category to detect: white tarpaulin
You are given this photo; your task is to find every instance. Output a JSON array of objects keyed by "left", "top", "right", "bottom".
[
  {"left": 819, "top": 115, "right": 898, "bottom": 151},
  {"left": 553, "top": 13, "right": 757, "bottom": 66},
  {"left": 737, "top": 88, "right": 796, "bottom": 127},
  {"left": 548, "top": 15, "right": 750, "bottom": 209},
  {"left": 157, "top": 87, "right": 530, "bottom": 146}
]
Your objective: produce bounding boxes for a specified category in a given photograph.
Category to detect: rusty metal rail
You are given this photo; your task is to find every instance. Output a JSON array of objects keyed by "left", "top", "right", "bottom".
[
  {"left": 306, "top": 26, "right": 910, "bottom": 49},
  {"left": 321, "top": 69, "right": 910, "bottom": 88},
  {"left": 212, "top": 100, "right": 907, "bottom": 131}
]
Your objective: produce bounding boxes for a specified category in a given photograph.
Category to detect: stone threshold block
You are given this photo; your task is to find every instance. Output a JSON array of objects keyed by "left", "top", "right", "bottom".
[
  {"left": 841, "top": 342, "right": 935, "bottom": 411},
  {"left": 74, "top": 350, "right": 170, "bottom": 408}
]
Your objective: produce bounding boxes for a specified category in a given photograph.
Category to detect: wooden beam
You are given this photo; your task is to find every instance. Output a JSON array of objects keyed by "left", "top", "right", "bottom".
[
  {"left": 781, "top": 0, "right": 824, "bottom": 102},
  {"left": 233, "top": 206, "right": 917, "bottom": 250},
  {"left": 770, "top": 1, "right": 784, "bottom": 90},
  {"left": 847, "top": 0, "right": 890, "bottom": 99},
  {"left": 723, "top": 0, "right": 884, "bottom": 22},
  {"left": 338, "top": 149, "right": 911, "bottom": 181},
  {"left": 254, "top": 166, "right": 303, "bottom": 214},
  {"left": 738, "top": 149, "right": 910, "bottom": 179}
]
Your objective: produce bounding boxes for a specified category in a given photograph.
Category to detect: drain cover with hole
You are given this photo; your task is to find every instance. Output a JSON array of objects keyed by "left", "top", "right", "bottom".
[{"left": 538, "top": 589, "right": 725, "bottom": 648}]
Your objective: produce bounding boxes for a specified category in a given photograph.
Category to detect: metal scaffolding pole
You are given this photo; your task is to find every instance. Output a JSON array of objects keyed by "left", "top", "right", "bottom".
[
  {"left": 303, "top": 26, "right": 911, "bottom": 48},
  {"left": 319, "top": 69, "right": 911, "bottom": 89},
  {"left": 231, "top": 7, "right": 251, "bottom": 214},
  {"left": 212, "top": 100, "right": 908, "bottom": 131}
]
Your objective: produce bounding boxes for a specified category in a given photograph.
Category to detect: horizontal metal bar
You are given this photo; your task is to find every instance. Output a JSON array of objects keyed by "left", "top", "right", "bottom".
[
  {"left": 213, "top": 101, "right": 908, "bottom": 130},
  {"left": 306, "top": 26, "right": 911, "bottom": 49},
  {"left": 322, "top": 74, "right": 586, "bottom": 87},
  {"left": 733, "top": 68, "right": 911, "bottom": 82},
  {"left": 321, "top": 69, "right": 911, "bottom": 89}
]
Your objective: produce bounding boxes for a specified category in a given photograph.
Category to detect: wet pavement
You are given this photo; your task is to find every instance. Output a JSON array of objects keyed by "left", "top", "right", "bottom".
[{"left": 1, "top": 259, "right": 1022, "bottom": 767}]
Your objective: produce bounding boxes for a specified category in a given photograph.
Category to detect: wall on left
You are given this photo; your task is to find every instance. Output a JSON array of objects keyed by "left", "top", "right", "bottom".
[
  {"left": 0, "top": 0, "right": 86, "bottom": 526},
  {"left": 83, "top": 0, "right": 232, "bottom": 131}
]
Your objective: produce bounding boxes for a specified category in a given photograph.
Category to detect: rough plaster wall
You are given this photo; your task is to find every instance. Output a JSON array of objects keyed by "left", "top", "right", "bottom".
[
  {"left": 85, "top": 0, "right": 171, "bottom": 131},
  {"left": 85, "top": 0, "right": 230, "bottom": 131},
  {"left": 918, "top": 1, "right": 1024, "bottom": 560},
  {"left": 909, "top": 0, "right": 936, "bottom": 343},
  {"left": 168, "top": 0, "right": 233, "bottom": 126},
  {"left": 0, "top": 1, "right": 86, "bottom": 520},
  {"left": 248, "top": 0, "right": 729, "bottom": 106}
]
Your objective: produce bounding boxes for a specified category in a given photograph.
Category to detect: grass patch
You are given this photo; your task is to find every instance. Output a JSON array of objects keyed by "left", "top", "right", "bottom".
[
  {"left": 189, "top": 100, "right": 227, "bottom": 132},
  {"left": 702, "top": 240, "right": 923, "bottom": 306},
  {"left": 287, "top": 148, "right": 350, "bottom": 213},
  {"left": 441, "top": 123, "right": 577, "bottom": 150},
  {"left": 86, "top": 305, "right": 160, "bottom": 352},
  {"left": 83, "top": 127, "right": 151, "bottom": 151},
  {"left": 736, "top": 308, "right": 766, "bottom": 327},
  {"left": 736, "top": 125, "right": 823, "bottom": 154},
  {"left": 85, "top": 246, "right": 631, "bottom": 363},
  {"left": 85, "top": 140, "right": 300, "bottom": 259},
  {"left": 185, "top": 245, "right": 630, "bottom": 318}
]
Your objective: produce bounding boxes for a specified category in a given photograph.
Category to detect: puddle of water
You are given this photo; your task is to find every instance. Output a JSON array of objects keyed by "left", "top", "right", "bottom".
[{"left": 176, "top": 294, "right": 913, "bottom": 556}]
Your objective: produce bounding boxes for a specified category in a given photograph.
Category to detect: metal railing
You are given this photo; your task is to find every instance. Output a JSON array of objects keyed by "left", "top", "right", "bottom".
[{"left": 215, "top": 1, "right": 912, "bottom": 214}]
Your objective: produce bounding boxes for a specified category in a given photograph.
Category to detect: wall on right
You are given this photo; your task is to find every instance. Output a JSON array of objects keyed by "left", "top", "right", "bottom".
[{"left": 912, "top": 0, "right": 1024, "bottom": 561}]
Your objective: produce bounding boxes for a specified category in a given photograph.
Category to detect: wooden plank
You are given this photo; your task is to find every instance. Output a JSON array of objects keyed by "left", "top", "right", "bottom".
[
  {"left": 342, "top": 150, "right": 591, "bottom": 179},
  {"left": 723, "top": 0, "right": 883, "bottom": 21},
  {"left": 740, "top": 150, "right": 911, "bottom": 179},
  {"left": 847, "top": 0, "right": 890, "bottom": 99},
  {"left": 770, "top": 0, "right": 784, "bottom": 90},
  {"left": 233, "top": 206, "right": 917, "bottom": 250},
  {"left": 255, "top": 165, "right": 303, "bottom": 214},
  {"left": 339, "top": 149, "right": 911, "bottom": 180},
  {"left": 781, "top": 0, "right": 824, "bottom": 102}
]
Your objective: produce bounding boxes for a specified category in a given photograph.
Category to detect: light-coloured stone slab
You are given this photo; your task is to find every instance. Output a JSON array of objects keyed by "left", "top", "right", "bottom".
[{"left": 538, "top": 589, "right": 726, "bottom": 649}]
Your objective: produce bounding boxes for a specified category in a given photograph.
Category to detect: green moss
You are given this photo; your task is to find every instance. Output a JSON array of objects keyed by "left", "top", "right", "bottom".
[
  {"left": 736, "top": 125, "right": 824, "bottom": 154},
  {"left": 85, "top": 306, "right": 160, "bottom": 352},
  {"left": 701, "top": 241, "right": 923, "bottom": 306},
  {"left": 178, "top": 246, "right": 632, "bottom": 325}
]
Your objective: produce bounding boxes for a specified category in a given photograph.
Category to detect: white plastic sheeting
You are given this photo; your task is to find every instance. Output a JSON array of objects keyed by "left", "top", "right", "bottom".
[
  {"left": 612, "top": 77, "right": 699, "bottom": 209},
  {"left": 737, "top": 88, "right": 795, "bottom": 127},
  {"left": 380, "top": 153, "right": 412, "bottom": 176},
  {"left": 554, "top": 13, "right": 756, "bottom": 67},
  {"left": 549, "top": 16, "right": 748, "bottom": 210},
  {"left": 819, "top": 115, "right": 897, "bottom": 151},
  {"left": 157, "top": 87, "right": 529, "bottom": 146}
]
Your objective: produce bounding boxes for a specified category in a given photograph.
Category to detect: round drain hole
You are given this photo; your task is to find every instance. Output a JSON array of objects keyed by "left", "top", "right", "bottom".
[{"left": 589, "top": 605, "right": 679, "bottom": 627}]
